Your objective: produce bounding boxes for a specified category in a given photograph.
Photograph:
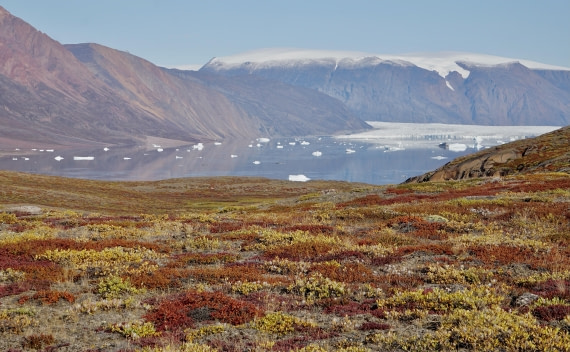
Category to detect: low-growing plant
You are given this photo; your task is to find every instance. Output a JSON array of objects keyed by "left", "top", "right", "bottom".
[
  {"left": 370, "top": 306, "right": 570, "bottom": 351},
  {"left": 231, "top": 281, "right": 266, "bottom": 295},
  {"left": 0, "top": 307, "right": 38, "bottom": 333},
  {"left": 185, "top": 323, "right": 225, "bottom": 342},
  {"left": 376, "top": 286, "right": 505, "bottom": 313},
  {"left": 97, "top": 274, "right": 143, "bottom": 299},
  {"left": 252, "top": 311, "right": 316, "bottom": 335},
  {"left": 21, "top": 333, "right": 55, "bottom": 350},
  {"left": 288, "top": 273, "right": 347, "bottom": 302},
  {"left": 107, "top": 320, "right": 161, "bottom": 339},
  {"left": 144, "top": 290, "right": 260, "bottom": 333}
]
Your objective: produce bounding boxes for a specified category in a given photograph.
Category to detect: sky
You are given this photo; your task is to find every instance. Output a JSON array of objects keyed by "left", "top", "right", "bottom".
[{"left": 2, "top": 0, "right": 569, "bottom": 70}]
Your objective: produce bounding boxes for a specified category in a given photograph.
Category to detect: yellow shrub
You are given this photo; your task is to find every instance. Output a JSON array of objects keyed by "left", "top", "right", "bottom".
[
  {"left": 252, "top": 311, "right": 316, "bottom": 335},
  {"left": 377, "top": 286, "right": 505, "bottom": 312},
  {"left": 288, "top": 273, "right": 347, "bottom": 302},
  {"left": 36, "top": 246, "right": 165, "bottom": 276},
  {"left": 107, "top": 320, "right": 160, "bottom": 339},
  {"left": 185, "top": 323, "right": 225, "bottom": 342}
]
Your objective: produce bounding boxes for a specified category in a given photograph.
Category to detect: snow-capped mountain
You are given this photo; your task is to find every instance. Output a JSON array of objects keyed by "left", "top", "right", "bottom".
[{"left": 202, "top": 49, "right": 570, "bottom": 126}]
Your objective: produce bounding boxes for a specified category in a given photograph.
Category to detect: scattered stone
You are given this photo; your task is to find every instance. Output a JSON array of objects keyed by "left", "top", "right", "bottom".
[
  {"left": 515, "top": 292, "right": 540, "bottom": 306},
  {"left": 4, "top": 205, "right": 42, "bottom": 215}
]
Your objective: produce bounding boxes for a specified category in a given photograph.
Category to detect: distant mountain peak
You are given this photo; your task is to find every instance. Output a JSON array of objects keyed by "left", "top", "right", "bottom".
[{"left": 204, "top": 48, "right": 570, "bottom": 79}]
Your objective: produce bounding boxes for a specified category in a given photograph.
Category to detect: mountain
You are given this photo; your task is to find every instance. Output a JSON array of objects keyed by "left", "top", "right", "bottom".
[
  {"left": 201, "top": 49, "right": 570, "bottom": 126},
  {"left": 0, "top": 7, "right": 367, "bottom": 149},
  {"left": 405, "top": 125, "right": 570, "bottom": 182}
]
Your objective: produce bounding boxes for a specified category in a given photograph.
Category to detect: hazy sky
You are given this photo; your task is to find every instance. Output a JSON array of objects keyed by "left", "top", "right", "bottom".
[{"left": 3, "top": 0, "right": 569, "bottom": 69}]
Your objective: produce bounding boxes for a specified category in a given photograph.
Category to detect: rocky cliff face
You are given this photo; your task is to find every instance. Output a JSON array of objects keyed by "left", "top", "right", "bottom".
[
  {"left": 405, "top": 126, "right": 570, "bottom": 183},
  {"left": 0, "top": 7, "right": 368, "bottom": 148},
  {"left": 202, "top": 50, "right": 570, "bottom": 126}
]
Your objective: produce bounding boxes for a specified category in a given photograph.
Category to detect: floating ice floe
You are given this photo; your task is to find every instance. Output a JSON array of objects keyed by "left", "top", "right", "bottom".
[
  {"left": 157, "top": 148, "right": 164, "bottom": 152},
  {"left": 289, "top": 142, "right": 296, "bottom": 146},
  {"left": 447, "top": 143, "right": 467, "bottom": 152},
  {"left": 384, "top": 142, "right": 405, "bottom": 152},
  {"left": 300, "top": 141, "right": 310, "bottom": 145},
  {"left": 103, "top": 147, "right": 110, "bottom": 151},
  {"left": 289, "top": 174, "right": 311, "bottom": 182},
  {"left": 248, "top": 144, "right": 253, "bottom": 148},
  {"left": 46, "top": 149, "right": 54, "bottom": 152},
  {"left": 192, "top": 143, "right": 204, "bottom": 151},
  {"left": 214, "top": 142, "right": 222, "bottom": 146},
  {"left": 253, "top": 161, "right": 261, "bottom": 165},
  {"left": 12, "top": 157, "right": 17, "bottom": 161},
  {"left": 312, "top": 151, "right": 322, "bottom": 157},
  {"left": 230, "top": 155, "right": 238, "bottom": 158},
  {"left": 277, "top": 145, "right": 284, "bottom": 149},
  {"left": 175, "top": 156, "right": 183, "bottom": 159},
  {"left": 54, "top": 156, "right": 64, "bottom": 161},
  {"left": 73, "top": 156, "right": 94, "bottom": 161},
  {"left": 152, "top": 144, "right": 161, "bottom": 148},
  {"left": 23, "top": 157, "right": 29, "bottom": 161},
  {"left": 346, "top": 149, "right": 356, "bottom": 154},
  {"left": 257, "top": 137, "right": 270, "bottom": 143},
  {"left": 123, "top": 157, "right": 132, "bottom": 160},
  {"left": 431, "top": 156, "right": 448, "bottom": 160}
]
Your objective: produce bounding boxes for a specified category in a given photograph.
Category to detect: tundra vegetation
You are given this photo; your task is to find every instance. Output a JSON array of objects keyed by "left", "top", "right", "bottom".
[{"left": 0, "top": 170, "right": 569, "bottom": 351}]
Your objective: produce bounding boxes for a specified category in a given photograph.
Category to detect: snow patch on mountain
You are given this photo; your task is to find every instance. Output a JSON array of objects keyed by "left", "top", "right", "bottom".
[{"left": 203, "top": 48, "right": 570, "bottom": 79}]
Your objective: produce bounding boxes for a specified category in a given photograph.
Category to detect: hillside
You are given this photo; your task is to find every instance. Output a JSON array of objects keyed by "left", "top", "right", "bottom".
[
  {"left": 202, "top": 49, "right": 570, "bottom": 126},
  {"left": 0, "top": 7, "right": 367, "bottom": 149},
  {"left": 406, "top": 125, "right": 570, "bottom": 182}
]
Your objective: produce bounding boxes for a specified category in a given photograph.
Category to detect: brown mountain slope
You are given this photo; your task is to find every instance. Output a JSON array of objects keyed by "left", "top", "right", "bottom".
[
  {"left": 405, "top": 125, "right": 570, "bottom": 182},
  {"left": 0, "top": 7, "right": 368, "bottom": 149},
  {"left": 65, "top": 43, "right": 261, "bottom": 141}
]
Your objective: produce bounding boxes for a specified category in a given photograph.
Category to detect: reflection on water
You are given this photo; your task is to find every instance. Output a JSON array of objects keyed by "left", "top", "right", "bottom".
[{"left": 1, "top": 137, "right": 472, "bottom": 185}]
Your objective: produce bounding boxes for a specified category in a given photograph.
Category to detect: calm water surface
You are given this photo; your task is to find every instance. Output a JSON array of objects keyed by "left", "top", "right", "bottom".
[{"left": 0, "top": 137, "right": 472, "bottom": 185}]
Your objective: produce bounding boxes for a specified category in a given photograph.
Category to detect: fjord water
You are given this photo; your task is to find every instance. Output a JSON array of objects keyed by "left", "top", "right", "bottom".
[
  {"left": 1, "top": 123, "right": 559, "bottom": 185},
  {"left": 0, "top": 137, "right": 478, "bottom": 185}
]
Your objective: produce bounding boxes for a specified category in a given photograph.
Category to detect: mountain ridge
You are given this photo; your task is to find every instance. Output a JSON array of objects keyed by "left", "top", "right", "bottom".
[
  {"left": 202, "top": 49, "right": 570, "bottom": 126},
  {"left": 0, "top": 7, "right": 367, "bottom": 149}
]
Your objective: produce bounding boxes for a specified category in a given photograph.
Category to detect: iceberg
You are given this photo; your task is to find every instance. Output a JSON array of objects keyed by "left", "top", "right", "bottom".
[
  {"left": 73, "top": 156, "right": 94, "bottom": 161},
  {"left": 448, "top": 143, "right": 467, "bottom": 152},
  {"left": 289, "top": 174, "right": 311, "bottom": 182},
  {"left": 54, "top": 156, "right": 64, "bottom": 161},
  {"left": 312, "top": 151, "right": 322, "bottom": 157}
]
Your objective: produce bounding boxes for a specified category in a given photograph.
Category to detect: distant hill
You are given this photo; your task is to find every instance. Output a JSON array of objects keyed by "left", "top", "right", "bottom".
[
  {"left": 202, "top": 49, "right": 570, "bottom": 126},
  {"left": 405, "top": 125, "right": 570, "bottom": 182},
  {"left": 0, "top": 7, "right": 367, "bottom": 148}
]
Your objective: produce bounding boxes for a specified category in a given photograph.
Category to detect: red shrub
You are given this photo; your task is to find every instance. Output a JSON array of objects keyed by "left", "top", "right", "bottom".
[
  {"left": 144, "top": 290, "right": 261, "bottom": 333},
  {"left": 128, "top": 267, "right": 190, "bottom": 289},
  {"left": 262, "top": 242, "right": 335, "bottom": 261},
  {"left": 531, "top": 280, "right": 570, "bottom": 300},
  {"left": 25, "top": 290, "right": 75, "bottom": 305},
  {"left": 281, "top": 224, "right": 335, "bottom": 235},
  {"left": 532, "top": 304, "right": 570, "bottom": 321},
  {"left": 309, "top": 262, "right": 373, "bottom": 283},
  {"left": 359, "top": 321, "right": 391, "bottom": 331}
]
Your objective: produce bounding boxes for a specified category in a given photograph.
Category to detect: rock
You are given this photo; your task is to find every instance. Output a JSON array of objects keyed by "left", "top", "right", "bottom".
[
  {"left": 515, "top": 292, "right": 540, "bottom": 306},
  {"left": 4, "top": 205, "right": 42, "bottom": 215}
]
